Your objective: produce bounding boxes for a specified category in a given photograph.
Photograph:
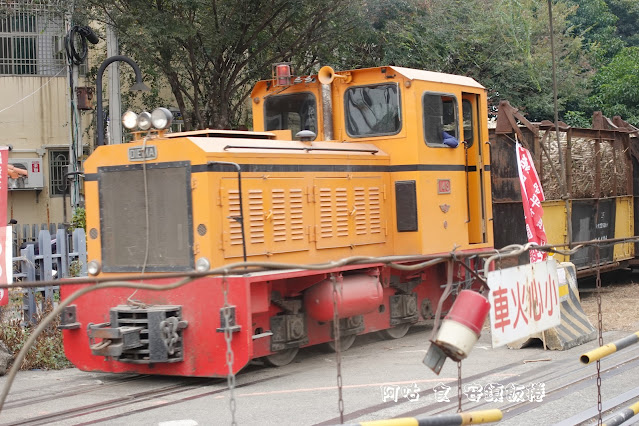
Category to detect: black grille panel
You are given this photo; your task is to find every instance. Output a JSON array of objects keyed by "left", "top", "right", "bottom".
[{"left": 98, "top": 162, "right": 194, "bottom": 272}]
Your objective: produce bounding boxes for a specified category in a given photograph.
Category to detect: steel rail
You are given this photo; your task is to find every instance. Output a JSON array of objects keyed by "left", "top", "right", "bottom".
[
  {"left": 499, "top": 354, "right": 639, "bottom": 422},
  {"left": 3, "top": 373, "right": 289, "bottom": 426},
  {"left": 557, "top": 386, "right": 639, "bottom": 426},
  {"left": 2, "top": 374, "right": 149, "bottom": 409},
  {"left": 393, "top": 349, "right": 639, "bottom": 424},
  {"left": 601, "top": 399, "right": 639, "bottom": 426}
]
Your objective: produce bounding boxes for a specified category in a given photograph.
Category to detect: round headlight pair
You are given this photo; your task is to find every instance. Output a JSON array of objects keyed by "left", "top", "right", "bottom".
[{"left": 122, "top": 107, "right": 173, "bottom": 131}]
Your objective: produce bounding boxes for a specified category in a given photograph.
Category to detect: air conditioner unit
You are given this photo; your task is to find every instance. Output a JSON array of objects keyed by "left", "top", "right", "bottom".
[{"left": 8, "top": 158, "right": 44, "bottom": 190}]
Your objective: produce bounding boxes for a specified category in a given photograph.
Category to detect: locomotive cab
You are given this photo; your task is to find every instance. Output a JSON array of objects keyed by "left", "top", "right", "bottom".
[{"left": 251, "top": 65, "right": 493, "bottom": 254}]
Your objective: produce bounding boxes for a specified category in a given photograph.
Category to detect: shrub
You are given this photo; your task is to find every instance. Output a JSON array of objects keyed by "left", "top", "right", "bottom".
[
  {"left": 0, "top": 294, "right": 72, "bottom": 370},
  {"left": 70, "top": 207, "right": 86, "bottom": 231}
]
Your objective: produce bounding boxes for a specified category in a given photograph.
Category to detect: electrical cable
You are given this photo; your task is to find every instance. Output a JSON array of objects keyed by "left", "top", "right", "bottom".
[
  {"left": 65, "top": 26, "right": 99, "bottom": 66},
  {"left": 127, "top": 135, "right": 152, "bottom": 307},
  {"left": 5, "top": 236, "right": 639, "bottom": 291},
  {"left": 65, "top": 26, "right": 87, "bottom": 66},
  {"left": 2, "top": 236, "right": 638, "bottom": 413}
]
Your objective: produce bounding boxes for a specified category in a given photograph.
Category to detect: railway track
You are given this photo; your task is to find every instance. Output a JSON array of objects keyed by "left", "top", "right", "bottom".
[
  {"left": 0, "top": 368, "right": 291, "bottom": 426},
  {"left": 315, "top": 336, "right": 639, "bottom": 425},
  {"left": 1, "top": 328, "right": 637, "bottom": 425}
]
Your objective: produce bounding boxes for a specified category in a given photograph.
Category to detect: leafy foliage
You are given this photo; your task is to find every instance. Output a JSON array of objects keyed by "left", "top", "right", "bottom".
[
  {"left": 77, "top": 0, "right": 638, "bottom": 127},
  {"left": 589, "top": 46, "right": 639, "bottom": 125},
  {"left": 80, "top": 0, "right": 361, "bottom": 130},
  {"left": 70, "top": 207, "right": 86, "bottom": 231},
  {"left": 0, "top": 298, "right": 72, "bottom": 371},
  {"left": 606, "top": 0, "right": 639, "bottom": 47},
  {"left": 563, "top": 110, "right": 591, "bottom": 128},
  {"left": 346, "top": 0, "right": 591, "bottom": 121},
  {"left": 565, "top": 0, "right": 623, "bottom": 64}
]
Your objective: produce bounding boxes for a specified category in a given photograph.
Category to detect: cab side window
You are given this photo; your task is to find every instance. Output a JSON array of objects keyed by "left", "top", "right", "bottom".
[
  {"left": 463, "top": 99, "right": 474, "bottom": 147},
  {"left": 345, "top": 83, "right": 401, "bottom": 137},
  {"left": 264, "top": 92, "right": 317, "bottom": 138},
  {"left": 423, "top": 93, "right": 459, "bottom": 147}
]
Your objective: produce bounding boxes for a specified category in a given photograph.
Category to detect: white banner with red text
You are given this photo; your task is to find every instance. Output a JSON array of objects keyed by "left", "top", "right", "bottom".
[{"left": 487, "top": 259, "right": 560, "bottom": 348}]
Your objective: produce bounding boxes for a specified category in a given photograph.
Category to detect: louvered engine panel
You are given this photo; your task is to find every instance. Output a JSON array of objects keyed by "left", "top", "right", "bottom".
[
  {"left": 221, "top": 178, "right": 309, "bottom": 258},
  {"left": 269, "top": 185, "right": 308, "bottom": 254},
  {"left": 314, "top": 177, "right": 386, "bottom": 249},
  {"left": 222, "top": 186, "right": 267, "bottom": 258}
]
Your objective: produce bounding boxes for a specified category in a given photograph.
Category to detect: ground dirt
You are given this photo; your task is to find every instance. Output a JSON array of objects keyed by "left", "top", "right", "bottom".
[{"left": 579, "top": 271, "right": 639, "bottom": 332}]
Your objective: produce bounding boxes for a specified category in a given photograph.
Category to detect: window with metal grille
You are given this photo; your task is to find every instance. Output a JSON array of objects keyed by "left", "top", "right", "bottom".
[
  {"left": 0, "top": 5, "right": 65, "bottom": 76},
  {"left": 48, "top": 149, "right": 69, "bottom": 196}
]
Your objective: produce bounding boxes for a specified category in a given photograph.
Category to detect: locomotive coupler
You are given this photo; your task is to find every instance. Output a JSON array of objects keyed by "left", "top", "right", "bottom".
[
  {"left": 87, "top": 305, "right": 188, "bottom": 363},
  {"left": 87, "top": 322, "right": 144, "bottom": 357}
]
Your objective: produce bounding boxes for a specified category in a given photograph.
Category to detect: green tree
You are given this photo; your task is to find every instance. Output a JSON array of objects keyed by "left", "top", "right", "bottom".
[
  {"left": 350, "top": 0, "right": 590, "bottom": 121},
  {"left": 589, "top": 46, "right": 639, "bottom": 125},
  {"left": 606, "top": 0, "right": 639, "bottom": 47},
  {"left": 81, "top": 0, "right": 361, "bottom": 130}
]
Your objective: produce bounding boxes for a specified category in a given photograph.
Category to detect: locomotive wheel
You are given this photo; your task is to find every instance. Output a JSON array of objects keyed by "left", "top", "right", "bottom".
[
  {"left": 378, "top": 323, "right": 411, "bottom": 340},
  {"left": 323, "top": 334, "right": 357, "bottom": 352},
  {"left": 264, "top": 347, "right": 299, "bottom": 367}
]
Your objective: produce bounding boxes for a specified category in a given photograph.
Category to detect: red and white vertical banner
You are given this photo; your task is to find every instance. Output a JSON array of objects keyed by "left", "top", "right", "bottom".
[
  {"left": 0, "top": 146, "right": 11, "bottom": 305},
  {"left": 516, "top": 141, "right": 547, "bottom": 263}
]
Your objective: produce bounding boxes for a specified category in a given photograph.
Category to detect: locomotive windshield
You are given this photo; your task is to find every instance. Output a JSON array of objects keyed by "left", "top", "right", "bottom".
[
  {"left": 264, "top": 92, "right": 317, "bottom": 138},
  {"left": 345, "top": 83, "right": 401, "bottom": 137}
]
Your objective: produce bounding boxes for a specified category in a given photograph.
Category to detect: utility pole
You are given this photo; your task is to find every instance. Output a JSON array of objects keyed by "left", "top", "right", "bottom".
[
  {"left": 65, "top": 13, "right": 82, "bottom": 211},
  {"left": 106, "top": 23, "right": 122, "bottom": 144}
]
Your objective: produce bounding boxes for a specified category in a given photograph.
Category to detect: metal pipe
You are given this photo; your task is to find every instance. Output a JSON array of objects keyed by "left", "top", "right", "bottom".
[
  {"left": 223, "top": 145, "right": 378, "bottom": 154},
  {"left": 62, "top": 171, "right": 84, "bottom": 226},
  {"left": 95, "top": 55, "right": 149, "bottom": 146},
  {"left": 342, "top": 409, "right": 503, "bottom": 425},
  {"left": 547, "top": 1, "right": 573, "bottom": 251},
  {"left": 321, "top": 83, "right": 334, "bottom": 140},
  {"left": 547, "top": 0, "right": 566, "bottom": 195},
  {"left": 580, "top": 331, "right": 639, "bottom": 364}
]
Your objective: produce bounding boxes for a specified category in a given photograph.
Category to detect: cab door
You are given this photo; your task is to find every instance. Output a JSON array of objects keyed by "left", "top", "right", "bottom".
[{"left": 462, "top": 93, "right": 486, "bottom": 244}]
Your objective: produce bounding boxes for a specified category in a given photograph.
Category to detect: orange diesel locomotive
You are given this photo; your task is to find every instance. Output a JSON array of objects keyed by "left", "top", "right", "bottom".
[{"left": 60, "top": 65, "right": 493, "bottom": 376}]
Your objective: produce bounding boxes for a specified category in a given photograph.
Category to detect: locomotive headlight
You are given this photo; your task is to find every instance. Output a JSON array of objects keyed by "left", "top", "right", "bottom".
[
  {"left": 87, "top": 260, "right": 101, "bottom": 276},
  {"left": 151, "top": 107, "right": 173, "bottom": 130},
  {"left": 195, "top": 257, "right": 211, "bottom": 272},
  {"left": 122, "top": 110, "right": 138, "bottom": 130},
  {"left": 137, "top": 111, "right": 152, "bottom": 131}
]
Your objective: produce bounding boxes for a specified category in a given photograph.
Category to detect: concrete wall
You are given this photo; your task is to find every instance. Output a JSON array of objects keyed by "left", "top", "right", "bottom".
[{"left": 0, "top": 76, "right": 81, "bottom": 226}]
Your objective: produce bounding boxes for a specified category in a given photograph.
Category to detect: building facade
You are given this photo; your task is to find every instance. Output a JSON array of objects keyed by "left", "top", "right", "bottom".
[{"left": 0, "top": 1, "right": 88, "bottom": 229}]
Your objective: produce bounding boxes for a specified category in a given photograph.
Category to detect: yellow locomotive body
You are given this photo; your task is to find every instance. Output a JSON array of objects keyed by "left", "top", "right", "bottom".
[
  {"left": 85, "top": 66, "right": 492, "bottom": 267},
  {"left": 62, "top": 66, "right": 494, "bottom": 376}
]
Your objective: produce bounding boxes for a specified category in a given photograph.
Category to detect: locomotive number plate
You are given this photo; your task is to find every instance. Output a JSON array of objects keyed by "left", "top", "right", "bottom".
[
  {"left": 128, "top": 146, "right": 157, "bottom": 162},
  {"left": 437, "top": 179, "right": 451, "bottom": 194}
]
